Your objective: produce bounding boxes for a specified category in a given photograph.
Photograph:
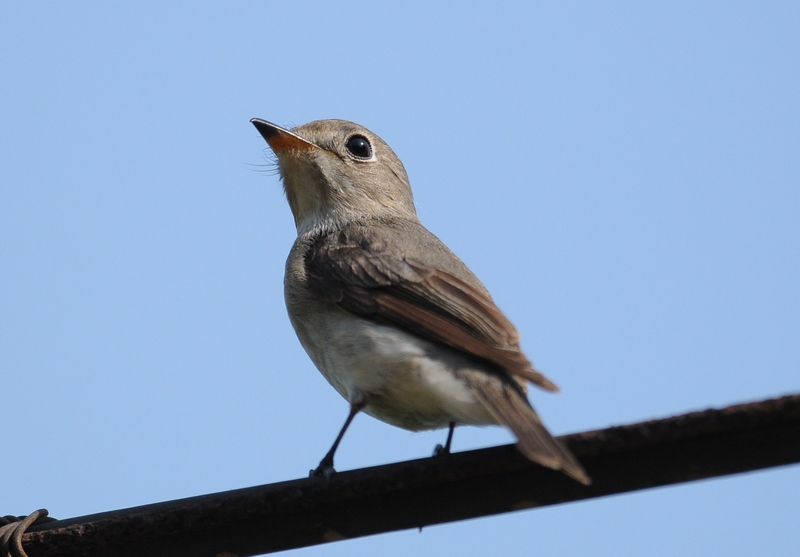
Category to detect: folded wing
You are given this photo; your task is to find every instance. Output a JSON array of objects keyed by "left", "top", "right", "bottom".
[{"left": 304, "top": 223, "right": 558, "bottom": 392}]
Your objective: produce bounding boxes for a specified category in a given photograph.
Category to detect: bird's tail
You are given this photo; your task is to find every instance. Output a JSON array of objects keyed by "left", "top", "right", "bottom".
[{"left": 465, "top": 371, "right": 591, "bottom": 485}]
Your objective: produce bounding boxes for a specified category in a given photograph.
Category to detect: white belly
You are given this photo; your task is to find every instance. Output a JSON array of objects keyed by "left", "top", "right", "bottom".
[{"left": 289, "top": 306, "right": 496, "bottom": 431}]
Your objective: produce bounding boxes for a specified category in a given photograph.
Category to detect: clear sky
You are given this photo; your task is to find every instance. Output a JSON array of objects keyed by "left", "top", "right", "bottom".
[{"left": 2, "top": 2, "right": 799, "bottom": 556}]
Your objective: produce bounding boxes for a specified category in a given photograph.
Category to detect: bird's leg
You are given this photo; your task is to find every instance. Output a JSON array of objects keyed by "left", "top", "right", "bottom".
[
  {"left": 310, "top": 401, "right": 364, "bottom": 477},
  {"left": 433, "top": 422, "right": 456, "bottom": 456}
]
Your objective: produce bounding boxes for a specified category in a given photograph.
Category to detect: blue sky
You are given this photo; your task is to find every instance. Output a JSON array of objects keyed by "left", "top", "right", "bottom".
[{"left": 2, "top": 3, "right": 798, "bottom": 556}]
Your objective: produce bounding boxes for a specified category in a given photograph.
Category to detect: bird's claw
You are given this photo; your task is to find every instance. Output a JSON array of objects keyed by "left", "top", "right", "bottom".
[{"left": 309, "top": 461, "right": 337, "bottom": 478}]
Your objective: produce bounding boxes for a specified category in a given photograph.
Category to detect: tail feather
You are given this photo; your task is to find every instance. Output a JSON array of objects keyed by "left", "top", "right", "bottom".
[{"left": 465, "top": 371, "right": 591, "bottom": 485}]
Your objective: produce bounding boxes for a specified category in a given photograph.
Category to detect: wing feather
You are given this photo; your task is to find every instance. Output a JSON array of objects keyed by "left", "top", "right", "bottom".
[{"left": 305, "top": 224, "right": 558, "bottom": 392}]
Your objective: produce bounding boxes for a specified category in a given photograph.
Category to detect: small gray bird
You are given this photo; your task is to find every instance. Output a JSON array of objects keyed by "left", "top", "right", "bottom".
[{"left": 252, "top": 118, "right": 590, "bottom": 485}]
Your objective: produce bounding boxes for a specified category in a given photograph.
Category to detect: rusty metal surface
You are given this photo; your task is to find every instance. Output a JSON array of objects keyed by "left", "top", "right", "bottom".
[{"left": 23, "top": 393, "right": 800, "bottom": 557}]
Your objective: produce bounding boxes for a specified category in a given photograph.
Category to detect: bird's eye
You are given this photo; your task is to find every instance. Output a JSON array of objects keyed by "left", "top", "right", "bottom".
[{"left": 345, "top": 135, "right": 373, "bottom": 159}]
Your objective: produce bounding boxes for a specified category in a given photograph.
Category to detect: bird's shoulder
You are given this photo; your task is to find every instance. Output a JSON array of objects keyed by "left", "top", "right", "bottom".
[{"left": 303, "top": 217, "right": 488, "bottom": 291}]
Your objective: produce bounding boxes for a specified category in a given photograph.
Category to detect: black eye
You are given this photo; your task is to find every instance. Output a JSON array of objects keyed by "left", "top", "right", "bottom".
[{"left": 345, "top": 135, "right": 373, "bottom": 159}]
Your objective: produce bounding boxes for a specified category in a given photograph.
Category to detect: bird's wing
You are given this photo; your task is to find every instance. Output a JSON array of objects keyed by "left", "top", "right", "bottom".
[{"left": 304, "top": 224, "right": 558, "bottom": 392}]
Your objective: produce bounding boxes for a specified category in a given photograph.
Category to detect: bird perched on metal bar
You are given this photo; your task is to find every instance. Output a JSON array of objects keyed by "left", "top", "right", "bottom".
[{"left": 252, "top": 118, "right": 590, "bottom": 485}]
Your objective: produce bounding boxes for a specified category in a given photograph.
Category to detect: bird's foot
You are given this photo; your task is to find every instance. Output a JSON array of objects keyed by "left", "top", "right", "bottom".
[
  {"left": 433, "top": 422, "right": 456, "bottom": 457},
  {"left": 309, "top": 457, "right": 337, "bottom": 478}
]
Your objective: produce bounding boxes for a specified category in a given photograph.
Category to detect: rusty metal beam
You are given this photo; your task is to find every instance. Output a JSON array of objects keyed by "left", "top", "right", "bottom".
[{"left": 22, "top": 393, "right": 800, "bottom": 557}]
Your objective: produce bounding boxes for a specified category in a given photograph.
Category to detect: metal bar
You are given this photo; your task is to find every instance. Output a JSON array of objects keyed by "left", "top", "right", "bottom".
[{"left": 23, "top": 393, "right": 800, "bottom": 557}]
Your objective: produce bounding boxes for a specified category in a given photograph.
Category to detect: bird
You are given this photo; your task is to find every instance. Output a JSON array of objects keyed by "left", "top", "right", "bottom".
[{"left": 251, "top": 117, "right": 590, "bottom": 485}]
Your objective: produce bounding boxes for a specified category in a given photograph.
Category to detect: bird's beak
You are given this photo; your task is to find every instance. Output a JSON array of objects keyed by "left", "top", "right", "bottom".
[{"left": 251, "top": 118, "right": 317, "bottom": 154}]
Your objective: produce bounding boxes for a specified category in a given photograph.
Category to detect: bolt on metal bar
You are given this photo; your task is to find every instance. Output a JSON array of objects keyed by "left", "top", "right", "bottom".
[{"left": 21, "top": 393, "right": 800, "bottom": 557}]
